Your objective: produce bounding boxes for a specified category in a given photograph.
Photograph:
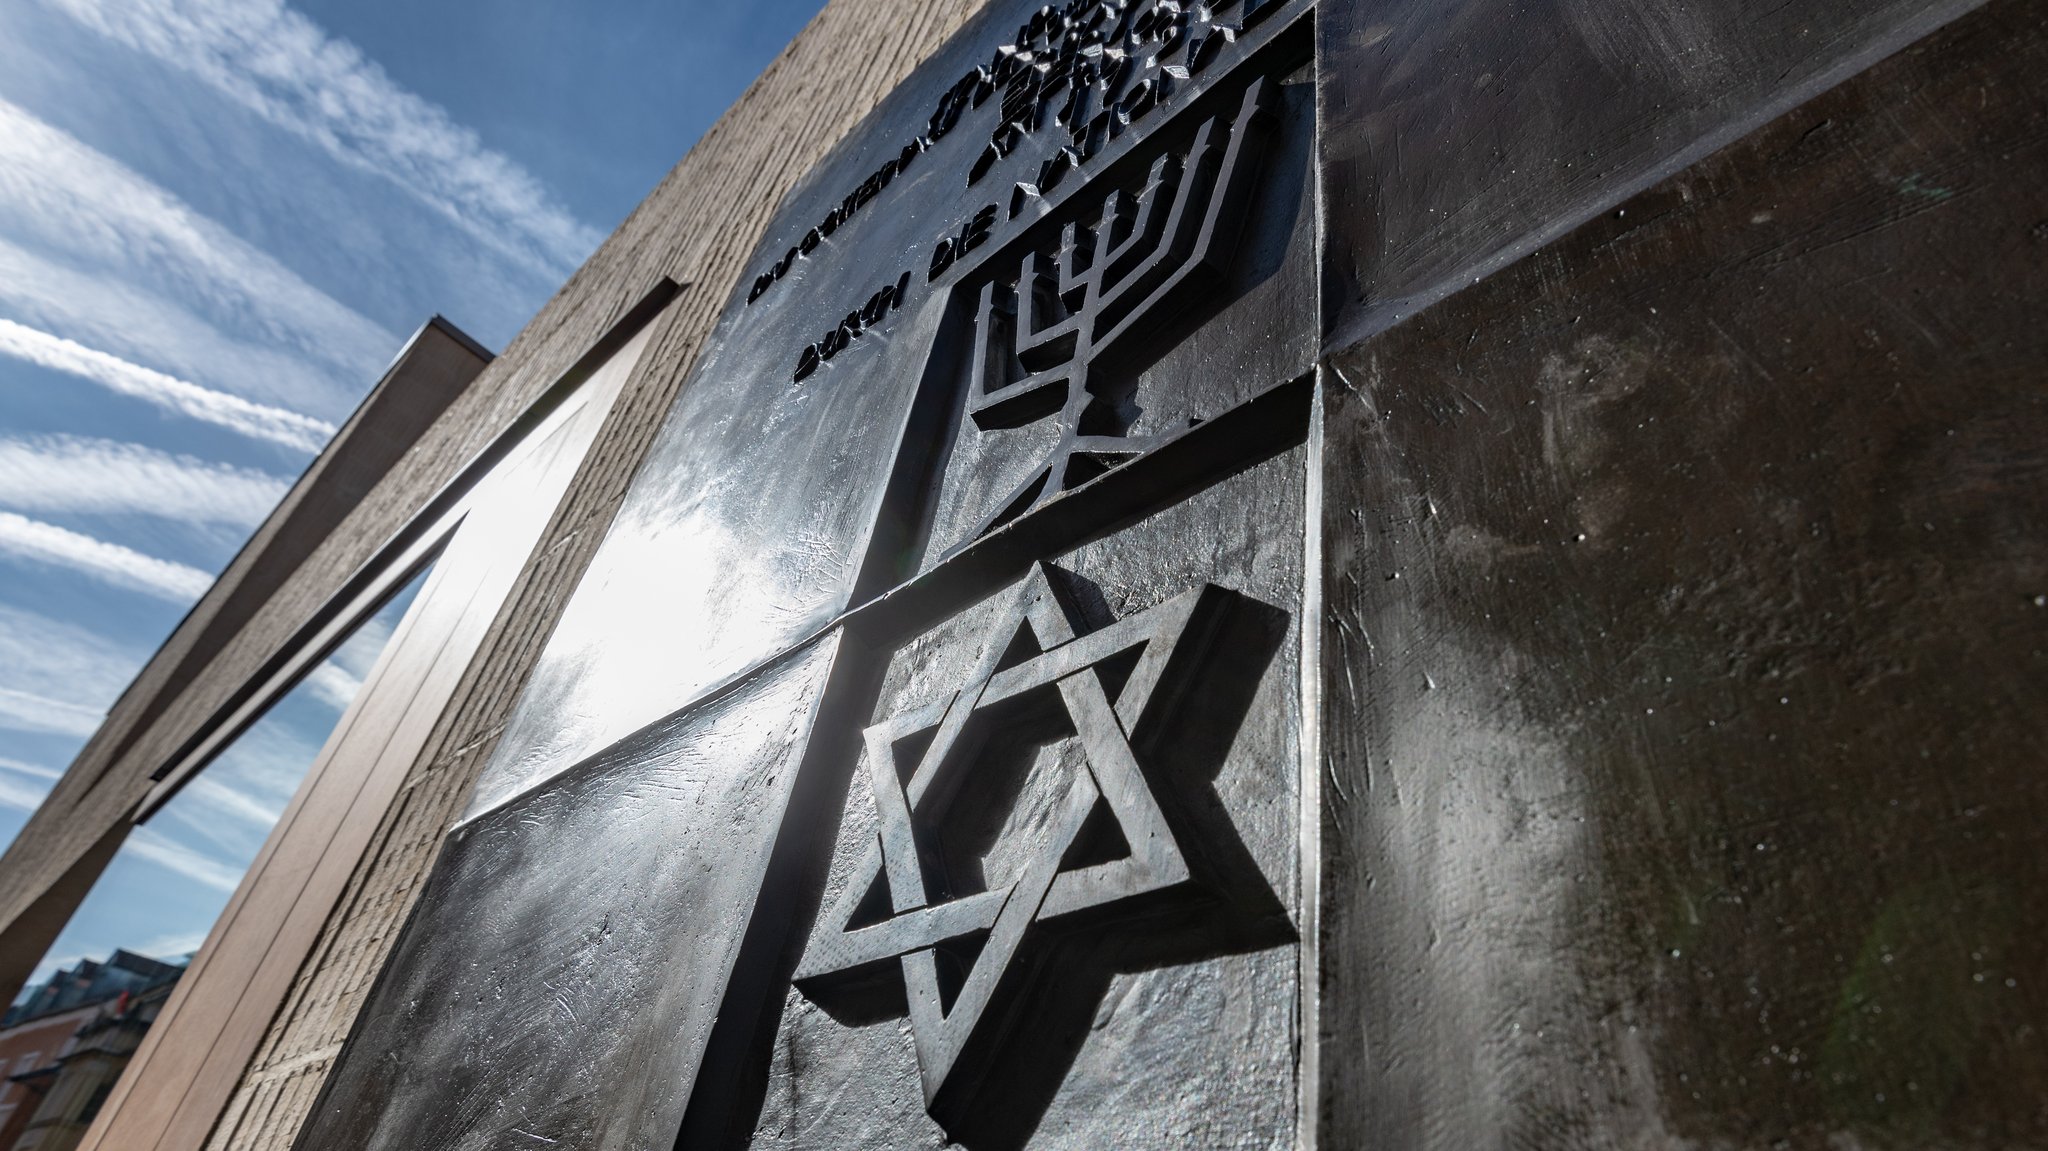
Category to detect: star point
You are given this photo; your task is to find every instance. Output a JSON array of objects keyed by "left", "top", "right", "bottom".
[{"left": 795, "top": 561, "right": 1229, "bottom": 1122}]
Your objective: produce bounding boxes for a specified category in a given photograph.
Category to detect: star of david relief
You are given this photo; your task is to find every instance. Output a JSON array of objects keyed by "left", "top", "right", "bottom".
[
  {"left": 959, "top": 76, "right": 1279, "bottom": 540},
  {"left": 792, "top": 562, "right": 1286, "bottom": 1138}
]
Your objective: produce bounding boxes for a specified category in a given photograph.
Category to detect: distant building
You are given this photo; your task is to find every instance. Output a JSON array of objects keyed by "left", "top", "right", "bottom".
[{"left": 0, "top": 953, "right": 182, "bottom": 1151}]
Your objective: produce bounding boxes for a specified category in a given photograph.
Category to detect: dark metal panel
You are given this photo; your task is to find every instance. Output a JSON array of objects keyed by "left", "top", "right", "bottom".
[
  {"left": 911, "top": 65, "right": 1318, "bottom": 569},
  {"left": 470, "top": 0, "right": 1317, "bottom": 816},
  {"left": 1317, "top": 0, "right": 1987, "bottom": 349},
  {"left": 295, "top": 635, "right": 860, "bottom": 1151},
  {"left": 701, "top": 445, "right": 1308, "bottom": 1150},
  {"left": 1316, "top": 2, "right": 2048, "bottom": 1143}
]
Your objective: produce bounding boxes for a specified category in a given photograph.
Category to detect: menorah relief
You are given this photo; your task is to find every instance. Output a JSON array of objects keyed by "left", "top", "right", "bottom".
[{"left": 957, "top": 76, "right": 1278, "bottom": 540}]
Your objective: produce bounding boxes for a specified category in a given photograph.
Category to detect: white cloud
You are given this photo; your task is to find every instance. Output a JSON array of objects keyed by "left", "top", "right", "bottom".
[
  {"left": 45, "top": 0, "right": 602, "bottom": 280},
  {"left": 27, "top": 951, "right": 96, "bottom": 988},
  {"left": 0, "top": 238, "right": 368, "bottom": 424},
  {"left": 157, "top": 772, "right": 285, "bottom": 863},
  {"left": 298, "top": 607, "right": 400, "bottom": 711},
  {"left": 0, "top": 772, "right": 51, "bottom": 812},
  {"left": 329, "top": 609, "right": 397, "bottom": 678},
  {"left": 0, "top": 756, "right": 58, "bottom": 812},
  {"left": 184, "top": 776, "right": 283, "bottom": 827},
  {"left": 0, "top": 511, "right": 212, "bottom": 601},
  {"left": 302, "top": 661, "right": 361, "bottom": 712},
  {"left": 134, "top": 928, "right": 209, "bottom": 961},
  {"left": 0, "top": 606, "right": 136, "bottom": 737},
  {"left": 0, "top": 319, "right": 334, "bottom": 451},
  {"left": 0, "top": 755, "right": 62, "bottom": 781},
  {"left": 123, "top": 825, "right": 243, "bottom": 892},
  {"left": 0, "top": 686, "right": 105, "bottom": 738},
  {"left": 195, "top": 711, "right": 322, "bottom": 820},
  {"left": 0, "top": 97, "right": 394, "bottom": 417},
  {"left": 0, "top": 433, "right": 290, "bottom": 526}
]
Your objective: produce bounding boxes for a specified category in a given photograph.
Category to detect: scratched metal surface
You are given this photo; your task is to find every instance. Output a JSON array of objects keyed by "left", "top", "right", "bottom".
[
  {"left": 1315, "top": 0, "right": 2048, "bottom": 1143},
  {"left": 726, "top": 446, "right": 1304, "bottom": 1151},
  {"left": 913, "top": 66, "right": 1317, "bottom": 570},
  {"left": 314, "top": 1, "right": 1324, "bottom": 1147},
  {"left": 471, "top": 0, "right": 1315, "bottom": 817},
  {"left": 1316, "top": 0, "right": 1990, "bottom": 350},
  {"left": 295, "top": 0, "right": 2048, "bottom": 1145},
  {"left": 295, "top": 637, "right": 846, "bottom": 1151}
]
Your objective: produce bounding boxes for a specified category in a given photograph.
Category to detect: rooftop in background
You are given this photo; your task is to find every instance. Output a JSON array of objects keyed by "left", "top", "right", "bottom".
[{"left": 3, "top": 949, "right": 185, "bottom": 1029}]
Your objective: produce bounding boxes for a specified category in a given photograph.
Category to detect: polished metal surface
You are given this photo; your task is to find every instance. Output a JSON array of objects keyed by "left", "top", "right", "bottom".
[
  {"left": 301, "top": 0, "right": 2048, "bottom": 1146},
  {"left": 314, "top": 0, "right": 1317, "bottom": 1146},
  {"left": 470, "top": 0, "right": 1316, "bottom": 817},
  {"left": 302, "top": 636, "right": 854, "bottom": 1151}
]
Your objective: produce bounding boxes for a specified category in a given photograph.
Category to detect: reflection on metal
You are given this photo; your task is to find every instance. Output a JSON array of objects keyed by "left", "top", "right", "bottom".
[
  {"left": 795, "top": 564, "right": 1231, "bottom": 1125},
  {"left": 304, "top": 1, "right": 1322, "bottom": 1148},
  {"left": 161, "top": 0, "right": 2048, "bottom": 1145},
  {"left": 962, "top": 79, "right": 1278, "bottom": 538}
]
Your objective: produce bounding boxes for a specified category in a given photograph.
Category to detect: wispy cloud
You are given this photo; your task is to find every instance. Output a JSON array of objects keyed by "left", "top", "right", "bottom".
[
  {"left": 172, "top": 712, "right": 323, "bottom": 861},
  {"left": 0, "top": 238, "right": 373, "bottom": 426},
  {"left": 0, "top": 605, "right": 135, "bottom": 737},
  {"left": 184, "top": 776, "right": 284, "bottom": 828},
  {"left": 302, "top": 662, "right": 362, "bottom": 712},
  {"left": 0, "top": 97, "right": 394, "bottom": 417},
  {"left": 329, "top": 609, "right": 398, "bottom": 679},
  {"left": 0, "top": 758, "right": 59, "bottom": 811},
  {"left": 0, "top": 772, "right": 52, "bottom": 812},
  {"left": 0, "top": 686, "right": 105, "bottom": 738},
  {"left": 156, "top": 770, "right": 286, "bottom": 862},
  {"left": 298, "top": 607, "right": 401, "bottom": 711},
  {"left": 0, "top": 433, "right": 290, "bottom": 526},
  {"left": 134, "top": 928, "right": 209, "bottom": 961},
  {"left": 46, "top": 0, "right": 602, "bottom": 280},
  {"left": 0, "top": 510, "right": 212, "bottom": 601},
  {"left": 0, "top": 755, "right": 62, "bottom": 781},
  {"left": 27, "top": 951, "right": 95, "bottom": 988},
  {"left": 124, "top": 826, "right": 242, "bottom": 892},
  {"left": 0, "top": 319, "right": 334, "bottom": 451}
]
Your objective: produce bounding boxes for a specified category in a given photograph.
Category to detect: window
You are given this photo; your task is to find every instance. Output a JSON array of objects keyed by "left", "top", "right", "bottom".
[
  {"left": 0, "top": 282, "right": 672, "bottom": 1151},
  {"left": 76, "top": 1081, "right": 114, "bottom": 1125},
  {"left": 12, "top": 568, "right": 431, "bottom": 998}
]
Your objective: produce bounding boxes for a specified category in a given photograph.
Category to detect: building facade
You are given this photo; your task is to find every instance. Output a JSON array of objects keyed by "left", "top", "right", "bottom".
[
  {"left": 8, "top": 977, "right": 179, "bottom": 1151},
  {"left": 0, "top": 952, "right": 182, "bottom": 1151},
  {"left": 0, "top": 0, "right": 2043, "bottom": 1147}
]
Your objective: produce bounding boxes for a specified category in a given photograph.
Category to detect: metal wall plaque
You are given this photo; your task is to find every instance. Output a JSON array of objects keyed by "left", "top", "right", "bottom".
[
  {"left": 307, "top": 0, "right": 1317, "bottom": 1147},
  {"left": 469, "top": 0, "right": 1316, "bottom": 817},
  {"left": 301, "top": 0, "right": 2048, "bottom": 1146}
]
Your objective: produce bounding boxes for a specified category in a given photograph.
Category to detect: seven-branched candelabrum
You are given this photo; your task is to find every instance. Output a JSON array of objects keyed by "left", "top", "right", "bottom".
[{"left": 962, "top": 77, "right": 1277, "bottom": 539}]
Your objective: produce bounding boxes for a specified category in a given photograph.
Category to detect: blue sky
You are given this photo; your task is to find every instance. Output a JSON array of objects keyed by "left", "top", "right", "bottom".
[{"left": 0, "top": 0, "right": 821, "bottom": 986}]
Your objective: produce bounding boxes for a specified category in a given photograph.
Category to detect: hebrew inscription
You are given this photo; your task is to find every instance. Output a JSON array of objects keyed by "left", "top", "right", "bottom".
[
  {"left": 744, "top": 0, "right": 1294, "bottom": 310},
  {"left": 959, "top": 79, "right": 1276, "bottom": 536},
  {"left": 293, "top": 2, "right": 1314, "bottom": 1148}
]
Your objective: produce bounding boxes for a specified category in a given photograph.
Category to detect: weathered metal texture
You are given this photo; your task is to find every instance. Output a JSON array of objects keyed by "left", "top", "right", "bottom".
[
  {"left": 302, "top": 0, "right": 1320, "bottom": 1147},
  {"left": 913, "top": 66, "right": 1317, "bottom": 570},
  {"left": 1316, "top": 0, "right": 1988, "bottom": 350},
  {"left": 161, "top": 0, "right": 2048, "bottom": 1145},
  {"left": 296, "top": 636, "right": 856, "bottom": 1151},
  {"left": 739, "top": 449, "right": 1305, "bottom": 1151},
  {"left": 1315, "top": 0, "right": 2048, "bottom": 1144},
  {"left": 470, "top": 0, "right": 1317, "bottom": 816},
  {"left": 207, "top": 4, "right": 997, "bottom": 1147},
  {"left": 303, "top": 449, "right": 1306, "bottom": 1151}
]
